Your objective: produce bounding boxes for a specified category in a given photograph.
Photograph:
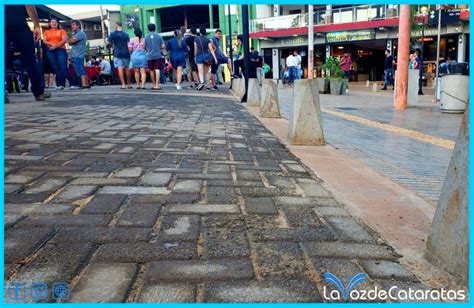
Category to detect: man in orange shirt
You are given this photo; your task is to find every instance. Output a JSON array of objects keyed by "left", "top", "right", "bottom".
[{"left": 43, "top": 18, "right": 77, "bottom": 89}]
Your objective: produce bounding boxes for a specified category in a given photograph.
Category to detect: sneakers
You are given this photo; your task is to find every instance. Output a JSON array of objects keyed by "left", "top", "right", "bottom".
[
  {"left": 35, "top": 91, "right": 52, "bottom": 101},
  {"left": 211, "top": 86, "right": 218, "bottom": 91},
  {"left": 187, "top": 84, "right": 195, "bottom": 89},
  {"left": 176, "top": 84, "right": 182, "bottom": 90},
  {"left": 195, "top": 83, "right": 205, "bottom": 91},
  {"left": 69, "top": 85, "right": 80, "bottom": 90},
  {"left": 56, "top": 86, "right": 64, "bottom": 90}
]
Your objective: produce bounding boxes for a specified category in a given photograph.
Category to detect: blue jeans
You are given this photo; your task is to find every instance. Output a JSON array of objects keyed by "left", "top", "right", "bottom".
[
  {"left": 72, "top": 57, "right": 86, "bottom": 77},
  {"left": 384, "top": 69, "right": 394, "bottom": 88},
  {"left": 47, "top": 48, "right": 74, "bottom": 87},
  {"left": 5, "top": 24, "right": 44, "bottom": 97},
  {"left": 288, "top": 66, "right": 297, "bottom": 84}
]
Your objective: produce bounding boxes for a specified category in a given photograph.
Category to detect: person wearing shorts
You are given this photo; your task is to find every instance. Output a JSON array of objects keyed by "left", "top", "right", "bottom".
[
  {"left": 128, "top": 28, "right": 147, "bottom": 89},
  {"left": 210, "top": 29, "right": 233, "bottom": 90},
  {"left": 68, "top": 19, "right": 90, "bottom": 89},
  {"left": 194, "top": 26, "right": 217, "bottom": 91},
  {"left": 166, "top": 29, "right": 187, "bottom": 90},
  {"left": 108, "top": 21, "right": 131, "bottom": 89},
  {"left": 185, "top": 27, "right": 199, "bottom": 88},
  {"left": 145, "top": 23, "right": 165, "bottom": 90}
]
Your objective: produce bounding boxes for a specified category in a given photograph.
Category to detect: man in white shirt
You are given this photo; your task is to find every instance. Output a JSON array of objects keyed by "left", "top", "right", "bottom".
[
  {"left": 294, "top": 50, "right": 302, "bottom": 79},
  {"left": 286, "top": 53, "right": 297, "bottom": 85}
]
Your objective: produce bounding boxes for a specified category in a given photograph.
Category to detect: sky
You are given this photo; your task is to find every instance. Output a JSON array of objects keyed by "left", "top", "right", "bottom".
[{"left": 47, "top": 5, "right": 120, "bottom": 15}]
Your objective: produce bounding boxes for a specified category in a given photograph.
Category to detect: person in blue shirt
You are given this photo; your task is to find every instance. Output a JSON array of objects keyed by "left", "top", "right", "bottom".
[
  {"left": 68, "top": 19, "right": 90, "bottom": 89},
  {"left": 108, "top": 21, "right": 131, "bottom": 89},
  {"left": 167, "top": 29, "right": 188, "bottom": 90},
  {"left": 414, "top": 49, "right": 424, "bottom": 95}
]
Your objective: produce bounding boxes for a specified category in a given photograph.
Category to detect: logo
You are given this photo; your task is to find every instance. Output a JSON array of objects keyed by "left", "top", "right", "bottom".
[
  {"left": 7, "top": 282, "right": 27, "bottom": 301},
  {"left": 323, "top": 272, "right": 367, "bottom": 301},
  {"left": 52, "top": 282, "right": 70, "bottom": 301},
  {"left": 30, "top": 282, "right": 48, "bottom": 301}
]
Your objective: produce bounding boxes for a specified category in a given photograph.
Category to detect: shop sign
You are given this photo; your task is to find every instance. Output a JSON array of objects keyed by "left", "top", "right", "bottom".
[
  {"left": 326, "top": 30, "right": 375, "bottom": 43},
  {"left": 410, "top": 28, "right": 439, "bottom": 37},
  {"left": 429, "top": 9, "right": 461, "bottom": 26},
  {"left": 279, "top": 36, "right": 307, "bottom": 46}
]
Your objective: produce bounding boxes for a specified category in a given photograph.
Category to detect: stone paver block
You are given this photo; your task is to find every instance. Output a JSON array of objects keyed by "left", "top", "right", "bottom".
[
  {"left": 5, "top": 227, "right": 55, "bottom": 263},
  {"left": 52, "top": 227, "right": 151, "bottom": 244},
  {"left": 81, "top": 194, "right": 127, "bottom": 214},
  {"left": 360, "top": 260, "right": 418, "bottom": 281},
  {"left": 18, "top": 215, "right": 112, "bottom": 227},
  {"left": 254, "top": 241, "right": 307, "bottom": 280},
  {"left": 93, "top": 242, "right": 197, "bottom": 263},
  {"left": 138, "top": 283, "right": 195, "bottom": 303},
  {"left": 317, "top": 207, "right": 350, "bottom": 217},
  {"left": 70, "top": 178, "right": 134, "bottom": 185},
  {"left": 141, "top": 173, "right": 172, "bottom": 186},
  {"left": 248, "top": 227, "right": 336, "bottom": 243},
  {"left": 204, "top": 280, "right": 321, "bottom": 303},
  {"left": 24, "top": 178, "right": 67, "bottom": 194},
  {"left": 5, "top": 214, "right": 25, "bottom": 229},
  {"left": 167, "top": 204, "right": 240, "bottom": 214},
  {"left": 71, "top": 263, "right": 137, "bottom": 302},
  {"left": 245, "top": 197, "right": 278, "bottom": 215},
  {"left": 325, "top": 217, "right": 376, "bottom": 243},
  {"left": 117, "top": 204, "right": 162, "bottom": 227},
  {"left": 158, "top": 215, "right": 200, "bottom": 242},
  {"left": 5, "top": 171, "right": 44, "bottom": 184},
  {"left": 298, "top": 182, "right": 332, "bottom": 198},
  {"left": 301, "top": 242, "right": 397, "bottom": 260},
  {"left": 144, "top": 259, "right": 254, "bottom": 283},
  {"left": 114, "top": 167, "right": 143, "bottom": 178},
  {"left": 203, "top": 224, "right": 250, "bottom": 258},
  {"left": 98, "top": 186, "right": 170, "bottom": 195},
  {"left": 53, "top": 185, "right": 97, "bottom": 203},
  {"left": 172, "top": 180, "right": 202, "bottom": 194}
]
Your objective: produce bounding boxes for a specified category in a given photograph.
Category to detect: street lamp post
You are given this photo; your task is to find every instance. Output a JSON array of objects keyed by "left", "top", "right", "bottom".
[
  {"left": 228, "top": 5, "right": 233, "bottom": 88},
  {"left": 435, "top": 5, "right": 442, "bottom": 101},
  {"left": 241, "top": 5, "right": 251, "bottom": 102}
]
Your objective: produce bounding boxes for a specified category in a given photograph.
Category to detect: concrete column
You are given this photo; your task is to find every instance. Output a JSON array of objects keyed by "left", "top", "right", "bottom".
[
  {"left": 325, "top": 5, "right": 333, "bottom": 23},
  {"left": 325, "top": 45, "right": 331, "bottom": 61},
  {"left": 246, "top": 78, "right": 261, "bottom": 107},
  {"left": 394, "top": 5, "right": 411, "bottom": 110},
  {"left": 208, "top": 5, "right": 214, "bottom": 28},
  {"left": 426, "top": 106, "right": 469, "bottom": 287},
  {"left": 308, "top": 5, "right": 314, "bottom": 80},
  {"left": 457, "top": 34, "right": 466, "bottom": 62},
  {"left": 288, "top": 79, "right": 325, "bottom": 145},
  {"left": 272, "top": 48, "right": 279, "bottom": 80},
  {"left": 386, "top": 40, "right": 393, "bottom": 55},
  {"left": 260, "top": 79, "right": 281, "bottom": 118}
]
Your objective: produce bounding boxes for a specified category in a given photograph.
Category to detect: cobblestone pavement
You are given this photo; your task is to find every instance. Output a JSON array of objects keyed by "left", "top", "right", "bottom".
[
  {"left": 5, "top": 86, "right": 426, "bottom": 303},
  {"left": 278, "top": 85, "right": 463, "bottom": 203}
]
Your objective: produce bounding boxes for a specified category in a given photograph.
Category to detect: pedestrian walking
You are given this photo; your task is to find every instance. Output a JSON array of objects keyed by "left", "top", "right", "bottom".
[
  {"left": 210, "top": 29, "right": 233, "bottom": 90},
  {"left": 262, "top": 62, "right": 271, "bottom": 81},
  {"left": 5, "top": 5, "right": 51, "bottom": 101},
  {"left": 286, "top": 53, "right": 297, "bottom": 85},
  {"left": 194, "top": 26, "right": 217, "bottom": 91},
  {"left": 341, "top": 52, "right": 352, "bottom": 80},
  {"left": 145, "top": 23, "right": 165, "bottom": 90},
  {"left": 381, "top": 49, "right": 395, "bottom": 90},
  {"left": 108, "top": 21, "right": 131, "bottom": 89},
  {"left": 414, "top": 49, "right": 424, "bottom": 95},
  {"left": 128, "top": 28, "right": 147, "bottom": 89},
  {"left": 185, "top": 27, "right": 200, "bottom": 89},
  {"left": 68, "top": 19, "right": 90, "bottom": 89},
  {"left": 294, "top": 50, "right": 302, "bottom": 80},
  {"left": 43, "top": 18, "right": 77, "bottom": 90},
  {"left": 408, "top": 53, "right": 415, "bottom": 69},
  {"left": 167, "top": 29, "right": 187, "bottom": 90}
]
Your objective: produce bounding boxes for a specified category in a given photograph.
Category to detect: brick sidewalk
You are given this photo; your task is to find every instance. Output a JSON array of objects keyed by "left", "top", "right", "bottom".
[{"left": 5, "top": 87, "right": 425, "bottom": 303}]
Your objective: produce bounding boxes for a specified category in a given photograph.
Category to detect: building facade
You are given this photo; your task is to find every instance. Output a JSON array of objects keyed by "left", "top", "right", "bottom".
[{"left": 249, "top": 4, "right": 470, "bottom": 81}]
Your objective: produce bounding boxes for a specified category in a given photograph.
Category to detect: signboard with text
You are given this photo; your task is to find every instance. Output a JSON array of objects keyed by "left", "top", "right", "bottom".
[{"left": 326, "top": 30, "right": 376, "bottom": 43}]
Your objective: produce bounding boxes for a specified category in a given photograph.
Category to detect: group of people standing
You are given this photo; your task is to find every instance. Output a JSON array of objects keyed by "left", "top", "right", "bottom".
[
  {"left": 106, "top": 22, "right": 234, "bottom": 91},
  {"left": 285, "top": 50, "right": 302, "bottom": 85}
]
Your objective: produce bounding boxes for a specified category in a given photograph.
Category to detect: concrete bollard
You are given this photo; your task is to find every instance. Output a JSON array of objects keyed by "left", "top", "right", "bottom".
[
  {"left": 393, "top": 69, "right": 419, "bottom": 107},
  {"left": 366, "top": 80, "right": 370, "bottom": 87},
  {"left": 288, "top": 79, "right": 325, "bottom": 145},
  {"left": 237, "top": 77, "right": 246, "bottom": 100},
  {"left": 247, "top": 78, "right": 261, "bottom": 107},
  {"left": 372, "top": 82, "right": 378, "bottom": 92},
  {"left": 259, "top": 79, "right": 281, "bottom": 118},
  {"left": 425, "top": 106, "right": 469, "bottom": 287}
]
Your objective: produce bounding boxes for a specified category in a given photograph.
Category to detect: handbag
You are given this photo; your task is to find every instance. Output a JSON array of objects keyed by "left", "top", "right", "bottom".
[{"left": 198, "top": 37, "right": 212, "bottom": 66}]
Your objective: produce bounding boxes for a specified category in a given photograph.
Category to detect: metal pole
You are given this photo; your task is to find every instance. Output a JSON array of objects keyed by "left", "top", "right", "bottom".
[
  {"left": 241, "top": 5, "right": 251, "bottom": 102},
  {"left": 308, "top": 5, "right": 314, "bottom": 79},
  {"left": 435, "top": 5, "right": 442, "bottom": 101},
  {"left": 228, "top": 5, "right": 233, "bottom": 87}
]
